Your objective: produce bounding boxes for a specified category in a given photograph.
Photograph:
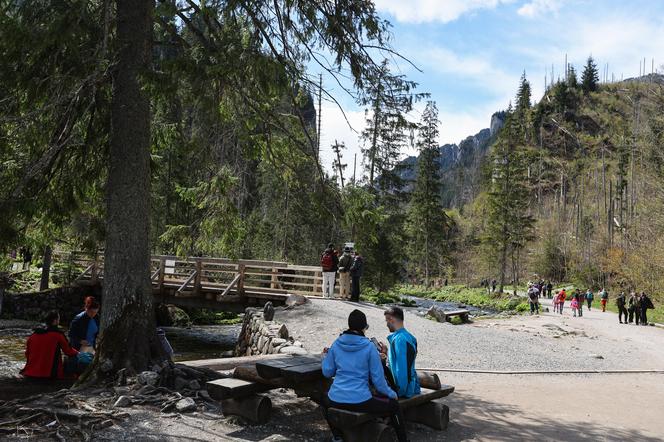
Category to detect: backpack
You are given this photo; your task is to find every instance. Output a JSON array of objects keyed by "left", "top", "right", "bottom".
[{"left": 320, "top": 251, "right": 334, "bottom": 271}]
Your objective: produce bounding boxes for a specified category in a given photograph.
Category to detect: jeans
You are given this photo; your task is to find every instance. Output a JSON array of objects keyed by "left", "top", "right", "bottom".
[
  {"left": 641, "top": 307, "right": 648, "bottom": 325},
  {"left": 322, "top": 272, "right": 336, "bottom": 298},
  {"left": 322, "top": 394, "right": 408, "bottom": 442},
  {"left": 618, "top": 306, "right": 628, "bottom": 323},
  {"left": 351, "top": 275, "right": 361, "bottom": 301},
  {"left": 578, "top": 303, "right": 583, "bottom": 317},
  {"left": 529, "top": 302, "right": 539, "bottom": 314},
  {"left": 587, "top": 299, "right": 592, "bottom": 310},
  {"left": 629, "top": 306, "right": 640, "bottom": 325}
]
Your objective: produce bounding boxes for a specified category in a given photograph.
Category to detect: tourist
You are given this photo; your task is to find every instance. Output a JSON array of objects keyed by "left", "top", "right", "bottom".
[
  {"left": 628, "top": 292, "right": 640, "bottom": 325},
  {"left": 599, "top": 288, "right": 609, "bottom": 312},
  {"left": 552, "top": 292, "right": 560, "bottom": 313},
  {"left": 491, "top": 279, "right": 497, "bottom": 293},
  {"left": 570, "top": 296, "right": 579, "bottom": 317},
  {"left": 546, "top": 281, "right": 553, "bottom": 298},
  {"left": 321, "top": 310, "right": 408, "bottom": 442},
  {"left": 557, "top": 289, "right": 567, "bottom": 315},
  {"left": 640, "top": 292, "right": 654, "bottom": 326},
  {"left": 380, "top": 306, "right": 420, "bottom": 398},
  {"left": 574, "top": 289, "right": 584, "bottom": 317},
  {"left": 585, "top": 289, "right": 594, "bottom": 310},
  {"left": 69, "top": 296, "right": 100, "bottom": 350},
  {"left": 349, "top": 251, "right": 364, "bottom": 302},
  {"left": 320, "top": 243, "right": 339, "bottom": 299},
  {"left": 337, "top": 246, "right": 353, "bottom": 300},
  {"left": 21, "top": 310, "right": 79, "bottom": 379},
  {"left": 527, "top": 284, "right": 540, "bottom": 315},
  {"left": 616, "top": 291, "right": 628, "bottom": 324}
]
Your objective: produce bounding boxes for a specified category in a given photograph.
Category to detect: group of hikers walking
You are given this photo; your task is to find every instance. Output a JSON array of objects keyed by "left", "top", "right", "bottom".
[
  {"left": 525, "top": 282, "right": 656, "bottom": 326},
  {"left": 320, "top": 243, "right": 364, "bottom": 301}
]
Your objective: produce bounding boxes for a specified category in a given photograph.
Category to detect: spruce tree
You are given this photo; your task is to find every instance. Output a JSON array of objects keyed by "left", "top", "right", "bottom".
[
  {"left": 514, "top": 72, "right": 532, "bottom": 144},
  {"left": 406, "top": 101, "right": 447, "bottom": 286},
  {"left": 581, "top": 56, "right": 600, "bottom": 95}
]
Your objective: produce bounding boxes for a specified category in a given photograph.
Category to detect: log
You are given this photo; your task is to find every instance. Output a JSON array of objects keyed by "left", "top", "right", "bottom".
[
  {"left": 404, "top": 400, "right": 450, "bottom": 430},
  {"left": 340, "top": 421, "right": 396, "bottom": 442},
  {"left": 181, "top": 354, "right": 289, "bottom": 371},
  {"left": 221, "top": 394, "right": 272, "bottom": 424},
  {"left": 233, "top": 365, "right": 288, "bottom": 388},
  {"left": 417, "top": 372, "right": 441, "bottom": 391},
  {"left": 206, "top": 378, "right": 263, "bottom": 400}
]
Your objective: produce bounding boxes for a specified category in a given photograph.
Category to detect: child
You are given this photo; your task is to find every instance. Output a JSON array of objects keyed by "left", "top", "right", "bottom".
[
  {"left": 570, "top": 297, "right": 579, "bottom": 317},
  {"left": 552, "top": 292, "right": 560, "bottom": 314}
]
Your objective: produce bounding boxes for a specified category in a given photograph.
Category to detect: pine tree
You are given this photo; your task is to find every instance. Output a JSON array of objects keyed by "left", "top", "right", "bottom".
[
  {"left": 484, "top": 104, "right": 535, "bottom": 293},
  {"left": 406, "top": 101, "right": 448, "bottom": 286},
  {"left": 581, "top": 56, "right": 600, "bottom": 95},
  {"left": 567, "top": 65, "right": 579, "bottom": 89},
  {"left": 514, "top": 72, "right": 532, "bottom": 143}
]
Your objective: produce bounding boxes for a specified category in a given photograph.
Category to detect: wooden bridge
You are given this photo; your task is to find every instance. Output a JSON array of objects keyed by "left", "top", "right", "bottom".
[{"left": 57, "top": 251, "right": 336, "bottom": 311}]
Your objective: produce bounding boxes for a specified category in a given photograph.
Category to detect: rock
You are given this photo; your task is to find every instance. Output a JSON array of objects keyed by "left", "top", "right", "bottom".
[
  {"left": 100, "top": 359, "right": 114, "bottom": 373},
  {"left": 285, "top": 293, "right": 309, "bottom": 307},
  {"left": 156, "top": 303, "right": 192, "bottom": 327},
  {"left": 188, "top": 380, "right": 201, "bottom": 390},
  {"left": 198, "top": 390, "right": 211, "bottom": 400},
  {"left": 590, "top": 354, "right": 604, "bottom": 359},
  {"left": 113, "top": 396, "right": 132, "bottom": 408},
  {"left": 175, "top": 397, "right": 196, "bottom": 413},
  {"left": 277, "top": 324, "right": 289, "bottom": 339},
  {"left": 116, "top": 368, "right": 128, "bottom": 386},
  {"left": 263, "top": 301, "right": 275, "bottom": 321},
  {"left": 426, "top": 306, "right": 447, "bottom": 322},
  {"left": 137, "top": 371, "right": 160, "bottom": 386},
  {"left": 271, "top": 338, "right": 287, "bottom": 347},
  {"left": 174, "top": 376, "right": 189, "bottom": 391},
  {"left": 279, "top": 345, "right": 308, "bottom": 355},
  {"left": 292, "top": 341, "right": 303, "bottom": 348}
]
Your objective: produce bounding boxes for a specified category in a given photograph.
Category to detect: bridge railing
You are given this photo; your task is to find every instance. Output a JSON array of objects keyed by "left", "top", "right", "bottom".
[{"left": 54, "top": 251, "right": 337, "bottom": 299}]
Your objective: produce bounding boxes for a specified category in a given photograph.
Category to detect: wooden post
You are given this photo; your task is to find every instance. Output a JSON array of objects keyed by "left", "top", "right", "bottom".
[
  {"left": 238, "top": 263, "right": 246, "bottom": 295},
  {"left": 404, "top": 400, "right": 450, "bottom": 430},
  {"left": 314, "top": 271, "right": 322, "bottom": 295},
  {"left": 270, "top": 267, "right": 278, "bottom": 289},
  {"left": 91, "top": 250, "right": 99, "bottom": 283},
  {"left": 194, "top": 258, "right": 202, "bottom": 295},
  {"left": 158, "top": 257, "right": 165, "bottom": 293}
]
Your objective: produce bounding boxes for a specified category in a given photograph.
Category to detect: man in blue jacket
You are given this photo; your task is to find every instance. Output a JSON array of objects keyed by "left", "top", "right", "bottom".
[
  {"left": 381, "top": 306, "right": 420, "bottom": 398},
  {"left": 321, "top": 309, "right": 407, "bottom": 442}
]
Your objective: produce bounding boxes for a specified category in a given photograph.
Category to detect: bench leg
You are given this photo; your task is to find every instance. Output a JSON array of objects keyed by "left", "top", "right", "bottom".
[
  {"left": 404, "top": 400, "right": 449, "bottom": 430},
  {"left": 222, "top": 394, "right": 272, "bottom": 424},
  {"left": 339, "top": 421, "right": 396, "bottom": 442}
]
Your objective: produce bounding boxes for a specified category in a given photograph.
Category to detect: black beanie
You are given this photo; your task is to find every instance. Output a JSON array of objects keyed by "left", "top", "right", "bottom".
[{"left": 348, "top": 309, "right": 368, "bottom": 332}]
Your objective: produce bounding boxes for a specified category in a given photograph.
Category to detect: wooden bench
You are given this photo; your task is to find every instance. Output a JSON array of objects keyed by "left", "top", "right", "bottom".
[
  {"left": 326, "top": 386, "right": 455, "bottom": 442},
  {"left": 445, "top": 309, "right": 470, "bottom": 322},
  {"left": 428, "top": 306, "right": 470, "bottom": 323}
]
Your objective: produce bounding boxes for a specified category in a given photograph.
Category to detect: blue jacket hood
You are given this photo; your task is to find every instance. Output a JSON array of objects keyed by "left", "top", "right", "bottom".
[{"left": 335, "top": 332, "right": 373, "bottom": 352}]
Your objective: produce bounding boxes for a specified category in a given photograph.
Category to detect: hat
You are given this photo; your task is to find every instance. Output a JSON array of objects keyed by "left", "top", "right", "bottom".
[{"left": 348, "top": 309, "right": 368, "bottom": 332}]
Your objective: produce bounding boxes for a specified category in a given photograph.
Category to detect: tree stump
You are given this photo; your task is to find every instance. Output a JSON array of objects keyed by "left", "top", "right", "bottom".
[{"left": 221, "top": 394, "right": 272, "bottom": 424}]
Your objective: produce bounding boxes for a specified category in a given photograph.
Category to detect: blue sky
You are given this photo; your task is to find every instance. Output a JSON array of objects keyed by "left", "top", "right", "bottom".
[{"left": 317, "top": 0, "right": 664, "bottom": 174}]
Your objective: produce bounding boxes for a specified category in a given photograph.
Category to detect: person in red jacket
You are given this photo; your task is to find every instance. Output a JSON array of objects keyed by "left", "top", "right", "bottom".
[{"left": 21, "top": 310, "right": 78, "bottom": 379}]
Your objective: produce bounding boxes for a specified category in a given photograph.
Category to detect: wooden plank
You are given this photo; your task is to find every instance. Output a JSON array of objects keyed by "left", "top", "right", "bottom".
[
  {"left": 206, "top": 378, "right": 264, "bottom": 400},
  {"left": 444, "top": 309, "right": 470, "bottom": 316},
  {"left": 280, "top": 362, "right": 323, "bottom": 382},
  {"left": 217, "top": 273, "right": 241, "bottom": 301},
  {"left": 181, "top": 354, "right": 290, "bottom": 371},
  {"left": 399, "top": 386, "right": 455, "bottom": 409},
  {"left": 176, "top": 270, "right": 197, "bottom": 293},
  {"left": 255, "top": 356, "right": 322, "bottom": 379}
]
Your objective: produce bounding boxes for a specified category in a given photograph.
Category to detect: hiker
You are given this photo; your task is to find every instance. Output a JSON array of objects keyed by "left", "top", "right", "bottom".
[
  {"left": 350, "top": 251, "right": 364, "bottom": 302},
  {"left": 69, "top": 296, "right": 100, "bottom": 351},
  {"left": 628, "top": 292, "right": 640, "bottom": 325},
  {"left": 574, "top": 289, "right": 584, "bottom": 317},
  {"left": 338, "top": 246, "right": 353, "bottom": 300},
  {"left": 585, "top": 289, "right": 594, "bottom": 310},
  {"left": 527, "top": 284, "right": 540, "bottom": 315},
  {"left": 552, "top": 292, "right": 560, "bottom": 313},
  {"left": 557, "top": 289, "right": 567, "bottom": 315},
  {"left": 491, "top": 279, "right": 497, "bottom": 293},
  {"left": 616, "top": 291, "right": 628, "bottom": 324},
  {"left": 321, "top": 310, "right": 408, "bottom": 442},
  {"left": 570, "top": 296, "right": 579, "bottom": 317},
  {"left": 21, "top": 310, "right": 79, "bottom": 379},
  {"left": 320, "top": 243, "right": 339, "bottom": 299},
  {"left": 640, "top": 292, "right": 654, "bottom": 326},
  {"left": 379, "top": 307, "right": 420, "bottom": 399},
  {"left": 599, "top": 288, "right": 609, "bottom": 312},
  {"left": 546, "top": 281, "right": 553, "bottom": 298}
]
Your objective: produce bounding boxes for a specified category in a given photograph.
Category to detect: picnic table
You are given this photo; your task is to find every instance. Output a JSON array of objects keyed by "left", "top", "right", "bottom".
[{"left": 205, "top": 354, "right": 455, "bottom": 441}]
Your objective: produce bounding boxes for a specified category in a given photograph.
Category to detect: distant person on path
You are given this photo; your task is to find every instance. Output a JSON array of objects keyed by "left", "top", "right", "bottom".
[
  {"left": 571, "top": 296, "right": 579, "bottom": 317},
  {"left": 350, "top": 251, "right": 364, "bottom": 302},
  {"left": 628, "top": 292, "right": 640, "bottom": 325},
  {"left": 380, "top": 306, "right": 421, "bottom": 398},
  {"left": 552, "top": 292, "right": 560, "bottom": 313},
  {"left": 574, "top": 289, "right": 584, "bottom": 317},
  {"left": 337, "top": 246, "right": 353, "bottom": 300},
  {"left": 557, "top": 289, "right": 567, "bottom": 314},
  {"left": 546, "top": 281, "right": 553, "bottom": 298},
  {"left": 321, "top": 309, "right": 408, "bottom": 442},
  {"left": 491, "top": 279, "right": 497, "bottom": 293},
  {"left": 21, "top": 310, "right": 79, "bottom": 379},
  {"left": 69, "top": 296, "right": 100, "bottom": 351},
  {"left": 585, "top": 289, "right": 594, "bottom": 310},
  {"left": 640, "top": 292, "right": 654, "bottom": 326},
  {"left": 20, "top": 247, "right": 32, "bottom": 270},
  {"left": 616, "top": 291, "right": 628, "bottom": 324},
  {"left": 527, "top": 284, "right": 540, "bottom": 315},
  {"left": 599, "top": 288, "right": 609, "bottom": 312},
  {"left": 320, "top": 243, "right": 339, "bottom": 299}
]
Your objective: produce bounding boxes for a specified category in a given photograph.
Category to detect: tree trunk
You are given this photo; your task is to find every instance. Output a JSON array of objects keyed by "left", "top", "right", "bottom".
[
  {"left": 89, "top": 0, "right": 160, "bottom": 379},
  {"left": 39, "top": 245, "right": 52, "bottom": 291}
]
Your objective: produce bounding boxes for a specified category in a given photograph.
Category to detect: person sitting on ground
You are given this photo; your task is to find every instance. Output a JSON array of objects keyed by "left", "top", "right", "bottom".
[
  {"left": 69, "top": 296, "right": 100, "bottom": 351},
  {"left": 321, "top": 309, "right": 407, "bottom": 442},
  {"left": 21, "top": 310, "right": 79, "bottom": 379},
  {"left": 380, "top": 306, "right": 421, "bottom": 399}
]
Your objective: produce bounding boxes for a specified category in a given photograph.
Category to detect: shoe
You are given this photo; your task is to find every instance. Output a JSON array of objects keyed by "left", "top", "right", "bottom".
[{"left": 620, "top": 321, "right": 623, "bottom": 324}]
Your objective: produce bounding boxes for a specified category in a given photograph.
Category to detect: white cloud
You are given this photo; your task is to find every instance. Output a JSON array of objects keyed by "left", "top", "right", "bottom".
[
  {"left": 318, "top": 104, "right": 366, "bottom": 176},
  {"left": 374, "top": 0, "right": 513, "bottom": 24},
  {"left": 517, "top": 0, "right": 564, "bottom": 18}
]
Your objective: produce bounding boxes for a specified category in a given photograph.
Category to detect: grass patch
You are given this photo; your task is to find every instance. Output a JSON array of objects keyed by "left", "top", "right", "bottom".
[
  {"left": 395, "top": 285, "right": 529, "bottom": 313},
  {"left": 360, "top": 288, "right": 417, "bottom": 307},
  {"left": 187, "top": 309, "right": 243, "bottom": 325}
]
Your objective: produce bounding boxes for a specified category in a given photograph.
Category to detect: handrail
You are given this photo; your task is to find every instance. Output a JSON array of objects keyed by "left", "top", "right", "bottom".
[
  {"left": 217, "top": 273, "right": 242, "bottom": 301},
  {"left": 176, "top": 270, "right": 197, "bottom": 293}
]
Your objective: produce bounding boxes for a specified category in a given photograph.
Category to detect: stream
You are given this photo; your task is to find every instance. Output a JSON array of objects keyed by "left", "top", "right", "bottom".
[
  {"left": 402, "top": 295, "right": 499, "bottom": 318},
  {"left": 0, "top": 320, "right": 241, "bottom": 378}
]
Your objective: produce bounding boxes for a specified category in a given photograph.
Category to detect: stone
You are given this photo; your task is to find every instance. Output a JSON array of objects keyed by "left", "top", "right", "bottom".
[
  {"left": 188, "top": 380, "right": 201, "bottom": 390},
  {"left": 277, "top": 324, "right": 289, "bottom": 339},
  {"left": 137, "top": 371, "right": 160, "bottom": 386},
  {"left": 426, "top": 306, "right": 447, "bottom": 323},
  {"left": 156, "top": 303, "right": 192, "bottom": 327},
  {"left": 175, "top": 397, "right": 196, "bottom": 413},
  {"left": 271, "top": 338, "right": 287, "bottom": 347},
  {"left": 590, "top": 354, "right": 604, "bottom": 359},
  {"left": 198, "top": 390, "right": 211, "bottom": 400},
  {"left": 113, "top": 396, "right": 132, "bottom": 408},
  {"left": 285, "top": 293, "right": 309, "bottom": 307},
  {"left": 116, "top": 368, "right": 128, "bottom": 386},
  {"left": 292, "top": 340, "right": 303, "bottom": 348},
  {"left": 279, "top": 345, "right": 308, "bottom": 355},
  {"left": 174, "top": 376, "right": 189, "bottom": 391},
  {"left": 263, "top": 301, "right": 275, "bottom": 321}
]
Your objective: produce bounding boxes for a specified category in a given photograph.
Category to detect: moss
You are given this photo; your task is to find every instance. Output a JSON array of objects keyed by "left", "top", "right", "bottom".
[{"left": 187, "top": 308, "right": 242, "bottom": 325}]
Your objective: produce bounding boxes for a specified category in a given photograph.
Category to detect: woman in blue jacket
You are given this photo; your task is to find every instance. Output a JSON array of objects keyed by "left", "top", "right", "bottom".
[
  {"left": 322, "top": 309, "right": 407, "bottom": 442},
  {"left": 68, "top": 296, "right": 100, "bottom": 350}
]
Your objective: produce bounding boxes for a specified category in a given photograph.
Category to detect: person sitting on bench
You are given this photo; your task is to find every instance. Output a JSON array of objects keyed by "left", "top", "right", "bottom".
[
  {"left": 21, "top": 310, "right": 79, "bottom": 379},
  {"left": 321, "top": 309, "right": 408, "bottom": 442},
  {"left": 380, "top": 306, "right": 421, "bottom": 398}
]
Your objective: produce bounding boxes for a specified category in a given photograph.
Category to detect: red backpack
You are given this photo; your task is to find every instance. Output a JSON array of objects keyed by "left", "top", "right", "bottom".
[{"left": 321, "top": 251, "right": 334, "bottom": 271}]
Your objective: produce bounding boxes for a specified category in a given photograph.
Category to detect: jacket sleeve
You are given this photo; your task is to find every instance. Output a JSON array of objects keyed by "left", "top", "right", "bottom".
[
  {"left": 390, "top": 335, "right": 410, "bottom": 397},
  {"left": 322, "top": 346, "right": 337, "bottom": 378},
  {"left": 369, "top": 348, "right": 397, "bottom": 399},
  {"left": 58, "top": 333, "right": 79, "bottom": 358}
]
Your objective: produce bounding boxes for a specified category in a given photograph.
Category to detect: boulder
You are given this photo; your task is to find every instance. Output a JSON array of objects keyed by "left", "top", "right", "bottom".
[
  {"left": 285, "top": 294, "right": 309, "bottom": 307},
  {"left": 175, "top": 397, "right": 196, "bottom": 413},
  {"left": 137, "top": 371, "right": 160, "bottom": 387},
  {"left": 113, "top": 395, "right": 132, "bottom": 408},
  {"left": 156, "top": 303, "right": 192, "bottom": 327},
  {"left": 263, "top": 301, "right": 275, "bottom": 321},
  {"left": 426, "top": 306, "right": 447, "bottom": 323},
  {"left": 279, "top": 345, "right": 308, "bottom": 355},
  {"left": 277, "top": 324, "right": 289, "bottom": 339}
]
